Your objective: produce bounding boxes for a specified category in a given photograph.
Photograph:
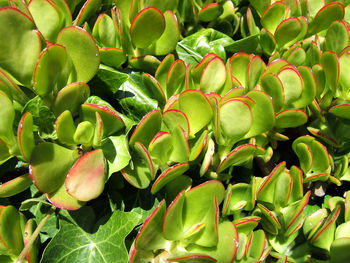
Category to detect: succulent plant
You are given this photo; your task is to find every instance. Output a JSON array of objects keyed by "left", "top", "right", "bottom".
[{"left": 1, "top": 0, "right": 350, "bottom": 263}]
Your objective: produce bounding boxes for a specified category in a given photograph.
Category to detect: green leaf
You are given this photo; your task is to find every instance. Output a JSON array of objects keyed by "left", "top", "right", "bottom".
[
  {"left": 116, "top": 72, "right": 158, "bottom": 120},
  {"left": 260, "top": 1, "right": 286, "bottom": 33},
  {"left": 101, "top": 135, "right": 131, "bottom": 177},
  {"left": 146, "top": 10, "right": 180, "bottom": 55},
  {"left": 52, "top": 82, "right": 90, "bottom": 116},
  {"left": 0, "top": 8, "right": 42, "bottom": 86},
  {"left": 41, "top": 210, "right": 141, "bottom": 263},
  {"left": 57, "top": 26, "right": 100, "bottom": 83},
  {"left": 28, "top": 0, "right": 62, "bottom": 42},
  {"left": 33, "top": 44, "right": 68, "bottom": 96},
  {"left": 22, "top": 96, "right": 57, "bottom": 139},
  {"left": 308, "top": 2, "right": 345, "bottom": 36},
  {"left": 325, "top": 20, "right": 349, "bottom": 54},
  {"left": 176, "top": 28, "right": 234, "bottom": 67},
  {"left": 130, "top": 7, "right": 165, "bottom": 49}
]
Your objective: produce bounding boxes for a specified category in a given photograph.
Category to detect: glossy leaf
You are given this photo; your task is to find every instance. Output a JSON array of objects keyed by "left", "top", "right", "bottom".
[
  {"left": 57, "top": 26, "right": 100, "bottom": 83},
  {"left": 52, "top": 82, "right": 90, "bottom": 116},
  {"left": 130, "top": 7, "right": 165, "bottom": 49}
]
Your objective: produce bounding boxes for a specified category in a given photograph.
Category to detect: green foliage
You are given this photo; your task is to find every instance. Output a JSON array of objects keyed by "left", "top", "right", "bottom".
[{"left": 1, "top": 0, "right": 350, "bottom": 262}]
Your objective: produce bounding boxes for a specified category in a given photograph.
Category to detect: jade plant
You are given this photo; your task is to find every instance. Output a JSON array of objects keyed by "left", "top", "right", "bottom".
[{"left": 1, "top": 0, "right": 350, "bottom": 263}]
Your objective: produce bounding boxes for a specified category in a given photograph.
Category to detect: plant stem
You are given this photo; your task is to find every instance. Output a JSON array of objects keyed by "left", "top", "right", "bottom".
[{"left": 15, "top": 206, "right": 56, "bottom": 263}]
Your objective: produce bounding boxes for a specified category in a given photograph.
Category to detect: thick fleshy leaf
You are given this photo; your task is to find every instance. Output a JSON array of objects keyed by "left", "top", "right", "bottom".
[
  {"left": 330, "top": 238, "right": 350, "bottom": 263},
  {"left": 129, "top": 55, "right": 161, "bottom": 74},
  {"left": 277, "top": 67, "right": 303, "bottom": 106},
  {"left": 320, "top": 51, "right": 339, "bottom": 96},
  {"left": 28, "top": 0, "right": 61, "bottom": 41},
  {"left": 261, "top": 2, "right": 286, "bottom": 33},
  {"left": 179, "top": 89, "right": 213, "bottom": 136},
  {"left": 198, "top": 3, "right": 222, "bottom": 22},
  {"left": 130, "top": 7, "right": 165, "bottom": 48},
  {"left": 303, "top": 208, "right": 328, "bottom": 238},
  {"left": 121, "top": 142, "right": 154, "bottom": 189},
  {"left": 0, "top": 7, "right": 41, "bottom": 86},
  {"left": 183, "top": 180, "right": 225, "bottom": 247},
  {"left": 33, "top": 44, "right": 67, "bottom": 96},
  {"left": 200, "top": 138, "right": 215, "bottom": 176},
  {"left": 142, "top": 73, "right": 166, "bottom": 106},
  {"left": 260, "top": 73, "right": 284, "bottom": 112},
  {"left": 81, "top": 104, "right": 125, "bottom": 137},
  {"left": 200, "top": 56, "right": 226, "bottom": 94},
  {"left": 0, "top": 174, "right": 32, "bottom": 198},
  {"left": 155, "top": 53, "right": 175, "bottom": 88},
  {"left": 169, "top": 125, "right": 190, "bottom": 163},
  {"left": 134, "top": 200, "right": 167, "bottom": 251},
  {"left": 219, "top": 99, "right": 252, "bottom": 143},
  {"left": 147, "top": 10, "right": 180, "bottom": 55},
  {"left": 151, "top": 163, "right": 189, "bottom": 194},
  {"left": 292, "top": 65, "right": 316, "bottom": 108},
  {"left": 0, "top": 69, "right": 27, "bottom": 104},
  {"left": 56, "top": 26, "right": 100, "bottom": 83},
  {"left": 308, "top": 2, "right": 345, "bottom": 36},
  {"left": 166, "top": 59, "right": 186, "bottom": 99},
  {"left": 73, "top": 0, "right": 101, "bottom": 26},
  {"left": 189, "top": 128, "right": 208, "bottom": 161},
  {"left": 163, "top": 190, "right": 185, "bottom": 240},
  {"left": 17, "top": 112, "right": 35, "bottom": 162},
  {"left": 245, "top": 90, "right": 275, "bottom": 138},
  {"left": 282, "top": 191, "right": 311, "bottom": 232},
  {"left": 148, "top": 131, "right": 172, "bottom": 165},
  {"left": 275, "top": 109, "right": 308, "bottom": 128},
  {"left": 329, "top": 104, "right": 350, "bottom": 119},
  {"left": 275, "top": 17, "right": 302, "bottom": 49},
  {"left": 339, "top": 51, "right": 350, "bottom": 90},
  {"left": 292, "top": 136, "right": 331, "bottom": 180},
  {"left": 227, "top": 53, "right": 251, "bottom": 87},
  {"left": 129, "top": 109, "right": 161, "bottom": 148},
  {"left": 258, "top": 203, "right": 281, "bottom": 234},
  {"left": 260, "top": 28, "right": 276, "bottom": 56},
  {"left": 46, "top": 182, "right": 85, "bottom": 210},
  {"left": 246, "top": 55, "right": 265, "bottom": 91},
  {"left": 52, "top": 82, "right": 90, "bottom": 116},
  {"left": 168, "top": 254, "right": 216, "bottom": 263},
  {"left": 29, "top": 142, "right": 80, "bottom": 193},
  {"left": 163, "top": 109, "right": 190, "bottom": 135},
  {"left": 257, "top": 162, "right": 286, "bottom": 204},
  {"left": 92, "top": 13, "right": 117, "bottom": 47},
  {"left": 55, "top": 110, "right": 76, "bottom": 145},
  {"left": 0, "top": 92, "right": 15, "bottom": 150},
  {"left": 310, "top": 205, "right": 341, "bottom": 250},
  {"left": 0, "top": 206, "right": 24, "bottom": 255},
  {"left": 233, "top": 216, "right": 260, "bottom": 236},
  {"left": 325, "top": 20, "right": 349, "bottom": 54},
  {"left": 73, "top": 121, "right": 94, "bottom": 146},
  {"left": 188, "top": 221, "right": 238, "bottom": 263},
  {"left": 223, "top": 183, "right": 254, "bottom": 215},
  {"left": 65, "top": 149, "right": 106, "bottom": 201},
  {"left": 285, "top": 46, "right": 306, "bottom": 66},
  {"left": 99, "top": 48, "right": 127, "bottom": 69},
  {"left": 218, "top": 144, "right": 265, "bottom": 173}
]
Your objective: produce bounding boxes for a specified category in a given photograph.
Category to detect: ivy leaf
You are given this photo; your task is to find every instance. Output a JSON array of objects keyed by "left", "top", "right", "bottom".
[
  {"left": 41, "top": 210, "right": 141, "bottom": 263},
  {"left": 176, "top": 28, "right": 234, "bottom": 67},
  {"left": 101, "top": 135, "right": 131, "bottom": 178},
  {"left": 22, "top": 96, "right": 56, "bottom": 139}
]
